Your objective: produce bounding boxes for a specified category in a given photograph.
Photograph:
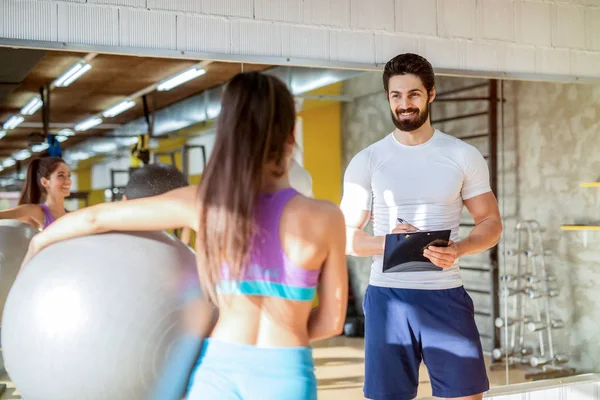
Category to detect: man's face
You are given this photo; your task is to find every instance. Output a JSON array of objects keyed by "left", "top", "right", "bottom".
[{"left": 387, "top": 74, "right": 434, "bottom": 132}]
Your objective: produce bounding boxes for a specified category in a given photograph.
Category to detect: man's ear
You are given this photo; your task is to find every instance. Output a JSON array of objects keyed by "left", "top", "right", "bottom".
[{"left": 428, "top": 87, "right": 436, "bottom": 103}]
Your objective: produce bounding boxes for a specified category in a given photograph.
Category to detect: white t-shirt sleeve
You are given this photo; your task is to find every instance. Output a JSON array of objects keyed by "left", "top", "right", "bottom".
[
  {"left": 461, "top": 143, "right": 492, "bottom": 200},
  {"left": 340, "top": 147, "right": 373, "bottom": 212}
]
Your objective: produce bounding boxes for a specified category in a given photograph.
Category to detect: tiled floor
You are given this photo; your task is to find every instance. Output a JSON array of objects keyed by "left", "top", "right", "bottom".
[{"left": 0, "top": 337, "right": 529, "bottom": 400}]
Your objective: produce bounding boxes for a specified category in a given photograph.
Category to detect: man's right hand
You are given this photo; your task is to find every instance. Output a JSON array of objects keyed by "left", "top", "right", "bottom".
[{"left": 391, "top": 223, "right": 419, "bottom": 234}]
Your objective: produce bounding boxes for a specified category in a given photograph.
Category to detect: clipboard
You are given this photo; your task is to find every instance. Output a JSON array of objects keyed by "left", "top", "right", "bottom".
[{"left": 382, "top": 230, "right": 451, "bottom": 273}]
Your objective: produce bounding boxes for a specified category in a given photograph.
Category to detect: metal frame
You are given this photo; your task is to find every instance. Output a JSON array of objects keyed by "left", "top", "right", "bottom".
[
  {"left": 434, "top": 79, "right": 502, "bottom": 352},
  {"left": 153, "top": 144, "right": 207, "bottom": 178},
  {"left": 66, "top": 191, "right": 90, "bottom": 207},
  {"left": 1, "top": 38, "right": 599, "bottom": 84}
]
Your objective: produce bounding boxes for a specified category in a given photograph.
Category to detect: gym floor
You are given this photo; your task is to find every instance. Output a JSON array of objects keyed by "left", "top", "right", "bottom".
[{"left": 0, "top": 338, "right": 529, "bottom": 400}]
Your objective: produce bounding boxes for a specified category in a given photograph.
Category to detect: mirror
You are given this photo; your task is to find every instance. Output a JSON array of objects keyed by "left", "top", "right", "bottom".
[{"left": 0, "top": 46, "right": 598, "bottom": 399}]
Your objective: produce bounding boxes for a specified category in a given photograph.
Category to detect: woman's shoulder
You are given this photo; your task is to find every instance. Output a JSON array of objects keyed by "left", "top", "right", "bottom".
[{"left": 288, "top": 195, "right": 345, "bottom": 228}]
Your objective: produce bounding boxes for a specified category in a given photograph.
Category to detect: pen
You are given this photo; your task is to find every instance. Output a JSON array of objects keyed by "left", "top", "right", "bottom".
[{"left": 397, "top": 217, "right": 419, "bottom": 231}]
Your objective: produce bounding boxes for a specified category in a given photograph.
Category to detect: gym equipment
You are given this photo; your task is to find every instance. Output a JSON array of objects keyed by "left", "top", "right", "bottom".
[
  {"left": 2, "top": 231, "right": 216, "bottom": 400},
  {"left": 494, "top": 220, "right": 577, "bottom": 379}
]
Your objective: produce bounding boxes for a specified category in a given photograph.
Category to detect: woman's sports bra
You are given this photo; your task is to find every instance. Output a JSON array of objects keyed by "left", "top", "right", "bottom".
[
  {"left": 40, "top": 203, "right": 56, "bottom": 229},
  {"left": 218, "top": 188, "right": 321, "bottom": 302}
]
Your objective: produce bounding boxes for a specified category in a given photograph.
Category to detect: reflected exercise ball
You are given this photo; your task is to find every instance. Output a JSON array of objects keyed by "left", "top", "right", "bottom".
[
  {"left": 1, "top": 231, "right": 216, "bottom": 400},
  {"left": 0, "top": 220, "right": 38, "bottom": 323}
]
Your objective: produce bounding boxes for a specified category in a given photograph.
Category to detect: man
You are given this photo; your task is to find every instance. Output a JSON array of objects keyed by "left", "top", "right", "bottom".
[{"left": 341, "top": 53, "right": 502, "bottom": 400}]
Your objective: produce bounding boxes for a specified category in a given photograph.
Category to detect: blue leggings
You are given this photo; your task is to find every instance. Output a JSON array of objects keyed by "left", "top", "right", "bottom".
[{"left": 186, "top": 338, "right": 317, "bottom": 400}]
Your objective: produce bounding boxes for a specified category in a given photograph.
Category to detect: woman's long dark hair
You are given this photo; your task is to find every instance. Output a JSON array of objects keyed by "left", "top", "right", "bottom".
[
  {"left": 196, "top": 72, "right": 296, "bottom": 302},
  {"left": 18, "top": 157, "right": 66, "bottom": 205}
]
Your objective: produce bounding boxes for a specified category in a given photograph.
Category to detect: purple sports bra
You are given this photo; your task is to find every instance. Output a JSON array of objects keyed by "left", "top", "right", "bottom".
[
  {"left": 40, "top": 203, "right": 56, "bottom": 229},
  {"left": 218, "top": 188, "right": 321, "bottom": 302}
]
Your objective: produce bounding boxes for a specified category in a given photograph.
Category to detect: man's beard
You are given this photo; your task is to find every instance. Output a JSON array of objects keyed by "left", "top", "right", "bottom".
[{"left": 390, "top": 102, "right": 430, "bottom": 132}]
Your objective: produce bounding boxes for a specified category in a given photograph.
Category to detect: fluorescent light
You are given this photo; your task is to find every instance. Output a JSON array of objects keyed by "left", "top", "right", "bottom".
[
  {"left": 54, "top": 61, "right": 92, "bottom": 87},
  {"left": 3, "top": 158, "right": 16, "bottom": 168},
  {"left": 20, "top": 97, "right": 43, "bottom": 115},
  {"left": 102, "top": 99, "right": 136, "bottom": 118},
  {"left": 115, "top": 137, "right": 139, "bottom": 146},
  {"left": 69, "top": 151, "right": 94, "bottom": 161},
  {"left": 157, "top": 67, "right": 206, "bottom": 91},
  {"left": 13, "top": 150, "right": 31, "bottom": 161},
  {"left": 3, "top": 115, "right": 24, "bottom": 130},
  {"left": 56, "top": 135, "right": 69, "bottom": 143},
  {"left": 91, "top": 142, "right": 118, "bottom": 153},
  {"left": 75, "top": 117, "right": 103, "bottom": 132},
  {"left": 0, "top": 131, "right": 6, "bottom": 140},
  {"left": 291, "top": 76, "right": 337, "bottom": 95},
  {"left": 58, "top": 129, "right": 75, "bottom": 136},
  {"left": 32, "top": 143, "right": 50, "bottom": 153}
]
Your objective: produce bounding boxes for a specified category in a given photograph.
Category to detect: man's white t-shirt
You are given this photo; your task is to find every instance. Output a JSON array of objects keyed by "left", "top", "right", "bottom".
[{"left": 341, "top": 130, "right": 491, "bottom": 290}]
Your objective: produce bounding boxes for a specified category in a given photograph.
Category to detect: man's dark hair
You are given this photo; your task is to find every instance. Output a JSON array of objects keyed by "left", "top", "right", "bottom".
[
  {"left": 383, "top": 53, "right": 435, "bottom": 94},
  {"left": 124, "top": 163, "right": 188, "bottom": 200}
]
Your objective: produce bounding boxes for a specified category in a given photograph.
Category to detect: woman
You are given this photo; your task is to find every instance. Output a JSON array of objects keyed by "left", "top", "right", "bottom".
[
  {"left": 25, "top": 72, "right": 348, "bottom": 400},
  {"left": 0, "top": 157, "right": 71, "bottom": 230}
]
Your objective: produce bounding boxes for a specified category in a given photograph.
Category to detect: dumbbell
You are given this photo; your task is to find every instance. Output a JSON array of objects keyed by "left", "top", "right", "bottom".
[
  {"left": 495, "top": 315, "right": 533, "bottom": 328},
  {"left": 527, "top": 319, "right": 565, "bottom": 332}
]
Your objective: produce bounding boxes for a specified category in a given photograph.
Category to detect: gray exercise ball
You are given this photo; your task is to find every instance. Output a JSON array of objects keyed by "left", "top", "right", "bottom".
[
  {"left": 1, "top": 231, "right": 216, "bottom": 400},
  {"left": 0, "top": 220, "right": 39, "bottom": 323}
]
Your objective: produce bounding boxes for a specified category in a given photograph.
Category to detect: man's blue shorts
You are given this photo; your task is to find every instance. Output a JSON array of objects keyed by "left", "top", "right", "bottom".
[{"left": 363, "top": 285, "right": 490, "bottom": 400}]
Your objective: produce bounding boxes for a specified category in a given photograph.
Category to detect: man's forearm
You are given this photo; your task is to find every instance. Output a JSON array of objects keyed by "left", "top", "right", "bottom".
[
  {"left": 346, "top": 227, "right": 385, "bottom": 257},
  {"left": 456, "top": 217, "right": 503, "bottom": 257}
]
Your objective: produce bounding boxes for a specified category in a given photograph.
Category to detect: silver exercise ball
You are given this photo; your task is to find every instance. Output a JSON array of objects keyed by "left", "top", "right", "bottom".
[
  {"left": 0, "top": 220, "right": 38, "bottom": 323},
  {"left": 1, "top": 231, "right": 216, "bottom": 400}
]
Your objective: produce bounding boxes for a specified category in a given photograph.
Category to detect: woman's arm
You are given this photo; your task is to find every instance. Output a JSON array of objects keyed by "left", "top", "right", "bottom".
[
  {"left": 0, "top": 204, "right": 43, "bottom": 228},
  {"left": 30, "top": 186, "right": 199, "bottom": 255},
  {"left": 307, "top": 206, "right": 348, "bottom": 342}
]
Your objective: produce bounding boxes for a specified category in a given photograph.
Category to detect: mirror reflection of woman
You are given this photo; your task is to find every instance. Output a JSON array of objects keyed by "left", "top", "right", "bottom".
[
  {"left": 0, "top": 157, "right": 71, "bottom": 230},
  {"left": 24, "top": 72, "right": 348, "bottom": 400}
]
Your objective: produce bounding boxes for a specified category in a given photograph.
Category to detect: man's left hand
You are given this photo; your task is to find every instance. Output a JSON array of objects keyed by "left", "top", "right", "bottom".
[{"left": 423, "top": 240, "right": 460, "bottom": 269}]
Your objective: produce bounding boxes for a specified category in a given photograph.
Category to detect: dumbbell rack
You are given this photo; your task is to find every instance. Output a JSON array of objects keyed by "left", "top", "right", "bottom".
[{"left": 492, "top": 220, "right": 577, "bottom": 380}]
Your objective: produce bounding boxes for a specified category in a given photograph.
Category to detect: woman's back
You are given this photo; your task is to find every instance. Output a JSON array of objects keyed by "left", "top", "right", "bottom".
[{"left": 211, "top": 187, "right": 344, "bottom": 347}]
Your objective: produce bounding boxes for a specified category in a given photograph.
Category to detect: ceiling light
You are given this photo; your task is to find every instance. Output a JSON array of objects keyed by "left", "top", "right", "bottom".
[
  {"left": 157, "top": 67, "right": 206, "bottom": 91},
  {"left": 3, "top": 115, "right": 24, "bottom": 130},
  {"left": 115, "top": 137, "right": 139, "bottom": 146},
  {"left": 68, "top": 151, "right": 94, "bottom": 161},
  {"left": 54, "top": 61, "right": 92, "bottom": 87},
  {"left": 20, "top": 97, "right": 43, "bottom": 115},
  {"left": 56, "top": 135, "right": 69, "bottom": 143},
  {"left": 13, "top": 150, "right": 31, "bottom": 161},
  {"left": 102, "top": 99, "right": 136, "bottom": 118},
  {"left": 3, "top": 158, "right": 16, "bottom": 168},
  {"left": 58, "top": 129, "right": 75, "bottom": 136},
  {"left": 0, "top": 166, "right": 3, "bottom": 172},
  {"left": 291, "top": 76, "right": 337, "bottom": 95},
  {"left": 91, "top": 142, "right": 118, "bottom": 153},
  {"left": 32, "top": 143, "right": 50, "bottom": 153},
  {"left": 0, "top": 131, "right": 6, "bottom": 140},
  {"left": 75, "top": 117, "right": 103, "bottom": 132}
]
